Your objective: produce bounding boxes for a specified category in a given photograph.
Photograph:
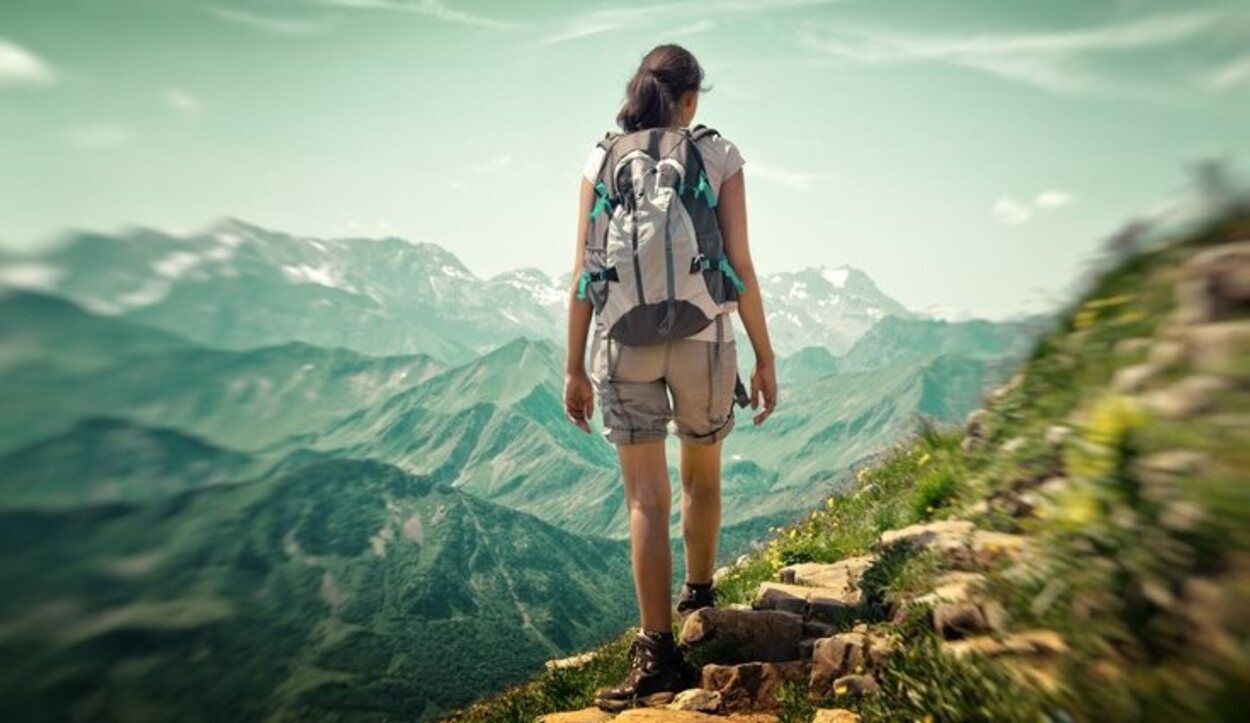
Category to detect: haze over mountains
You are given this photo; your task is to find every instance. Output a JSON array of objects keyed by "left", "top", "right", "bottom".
[
  {"left": 4, "top": 219, "right": 978, "bottom": 364},
  {"left": 0, "top": 220, "right": 1046, "bottom": 720}
]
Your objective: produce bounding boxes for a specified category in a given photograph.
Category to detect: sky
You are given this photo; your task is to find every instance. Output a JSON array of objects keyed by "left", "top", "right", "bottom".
[{"left": 1, "top": 0, "right": 1248, "bottom": 318}]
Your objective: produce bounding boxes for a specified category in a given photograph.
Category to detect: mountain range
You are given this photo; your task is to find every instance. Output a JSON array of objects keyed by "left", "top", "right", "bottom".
[
  {"left": 0, "top": 219, "right": 1046, "bottom": 719},
  {"left": 4, "top": 219, "right": 972, "bottom": 364}
]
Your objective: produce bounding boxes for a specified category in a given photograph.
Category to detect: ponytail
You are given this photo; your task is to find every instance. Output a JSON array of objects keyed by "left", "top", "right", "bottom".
[{"left": 615, "top": 44, "right": 705, "bottom": 132}]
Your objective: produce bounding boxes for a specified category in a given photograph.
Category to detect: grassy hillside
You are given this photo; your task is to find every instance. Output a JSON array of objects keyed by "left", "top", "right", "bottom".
[
  {"left": 448, "top": 208, "right": 1250, "bottom": 722},
  {"left": 0, "top": 457, "right": 637, "bottom": 722}
]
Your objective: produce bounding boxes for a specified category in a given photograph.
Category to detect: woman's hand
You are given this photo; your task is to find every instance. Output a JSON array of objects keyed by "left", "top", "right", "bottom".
[
  {"left": 564, "top": 368, "right": 595, "bottom": 434},
  {"left": 749, "top": 357, "right": 777, "bottom": 425}
]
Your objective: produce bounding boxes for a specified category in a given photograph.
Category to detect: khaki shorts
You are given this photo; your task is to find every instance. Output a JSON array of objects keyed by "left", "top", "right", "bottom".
[{"left": 589, "top": 316, "right": 738, "bottom": 446}]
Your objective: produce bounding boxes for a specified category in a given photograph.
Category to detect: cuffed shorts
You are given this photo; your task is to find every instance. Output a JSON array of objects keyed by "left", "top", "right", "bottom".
[{"left": 588, "top": 316, "right": 738, "bottom": 446}]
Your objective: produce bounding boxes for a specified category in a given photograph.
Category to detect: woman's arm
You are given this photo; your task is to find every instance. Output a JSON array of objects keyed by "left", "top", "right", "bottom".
[
  {"left": 718, "top": 169, "right": 778, "bottom": 425},
  {"left": 563, "top": 177, "right": 597, "bottom": 433}
]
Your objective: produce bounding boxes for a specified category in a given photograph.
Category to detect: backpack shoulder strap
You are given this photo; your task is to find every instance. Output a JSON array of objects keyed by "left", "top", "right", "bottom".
[
  {"left": 689, "top": 124, "right": 720, "bottom": 142},
  {"left": 597, "top": 130, "right": 624, "bottom": 152}
]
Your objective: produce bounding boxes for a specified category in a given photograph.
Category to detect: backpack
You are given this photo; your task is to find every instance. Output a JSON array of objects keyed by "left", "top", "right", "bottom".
[
  {"left": 577, "top": 124, "right": 745, "bottom": 345},
  {"left": 578, "top": 124, "right": 751, "bottom": 408}
]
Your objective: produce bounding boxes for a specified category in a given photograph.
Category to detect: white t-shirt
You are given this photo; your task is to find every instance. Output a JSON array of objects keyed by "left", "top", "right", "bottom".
[{"left": 582, "top": 129, "right": 745, "bottom": 343}]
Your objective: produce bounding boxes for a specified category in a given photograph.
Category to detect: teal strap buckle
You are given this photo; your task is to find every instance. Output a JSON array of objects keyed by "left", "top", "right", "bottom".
[
  {"left": 693, "top": 171, "right": 717, "bottom": 208},
  {"left": 576, "top": 270, "right": 592, "bottom": 300},
  {"left": 691, "top": 254, "right": 746, "bottom": 294},
  {"left": 719, "top": 257, "right": 746, "bottom": 293},
  {"left": 589, "top": 181, "right": 612, "bottom": 220}
]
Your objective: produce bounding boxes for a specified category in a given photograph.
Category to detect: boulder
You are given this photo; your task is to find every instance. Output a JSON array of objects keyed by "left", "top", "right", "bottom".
[
  {"left": 701, "top": 660, "right": 809, "bottom": 712},
  {"left": 1186, "top": 321, "right": 1250, "bottom": 376},
  {"left": 827, "top": 674, "right": 879, "bottom": 699},
  {"left": 970, "top": 530, "right": 1031, "bottom": 567},
  {"left": 812, "top": 709, "right": 862, "bottom": 723},
  {"left": 680, "top": 608, "right": 804, "bottom": 663},
  {"left": 1113, "top": 362, "right": 1163, "bottom": 393},
  {"left": 913, "top": 571, "right": 986, "bottom": 605},
  {"left": 933, "top": 601, "right": 990, "bottom": 640},
  {"left": 1177, "top": 240, "right": 1250, "bottom": 323},
  {"left": 779, "top": 555, "right": 877, "bottom": 594},
  {"left": 878, "top": 519, "right": 974, "bottom": 553},
  {"left": 1043, "top": 424, "right": 1073, "bottom": 448},
  {"left": 1144, "top": 375, "right": 1233, "bottom": 419},
  {"left": 965, "top": 409, "right": 989, "bottom": 438},
  {"left": 1149, "top": 339, "right": 1187, "bottom": 368},
  {"left": 1132, "top": 450, "right": 1210, "bottom": 499},
  {"left": 668, "top": 688, "right": 722, "bottom": 713},
  {"left": 942, "top": 629, "right": 1068, "bottom": 659},
  {"left": 809, "top": 633, "right": 867, "bottom": 690},
  {"left": 759, "top": 582, "right": 862, "bottom": 625},
  {"left": 1114, "top": 337, "right": 1153, "bottom": 356}
]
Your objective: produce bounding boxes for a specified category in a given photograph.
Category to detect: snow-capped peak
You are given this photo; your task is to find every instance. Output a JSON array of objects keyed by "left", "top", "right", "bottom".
[{"left": 820, "top": 265, "right": 851, "bottom": 289}]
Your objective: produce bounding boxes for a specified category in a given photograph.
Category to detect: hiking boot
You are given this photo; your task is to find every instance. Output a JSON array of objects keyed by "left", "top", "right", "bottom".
[
  {"left": 676, "top": 580, "right": 717, "bottom": 619},
  {"left": 594, "top": 631, "right": 692, "bottom": 711}
]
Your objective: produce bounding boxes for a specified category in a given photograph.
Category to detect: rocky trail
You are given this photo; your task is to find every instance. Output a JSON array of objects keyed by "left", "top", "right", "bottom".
[
  {"left": 538, "top": 515, "right": 1056, "bottom": 723},
  {"left": 454, "top": 210, "right": 1250, "bottom": 723}
]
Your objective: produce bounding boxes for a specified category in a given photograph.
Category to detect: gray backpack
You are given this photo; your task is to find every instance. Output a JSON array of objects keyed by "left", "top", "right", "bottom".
[
  {"left": 578, "top": 124, "right": 744, "bottom": 341},
  {"left": 578, "top": 124, "right": 750, "bottom": 406}
]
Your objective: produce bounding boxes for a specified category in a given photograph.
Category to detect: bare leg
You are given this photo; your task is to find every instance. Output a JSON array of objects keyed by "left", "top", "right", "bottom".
[
  {"left": 679, "top": 437, "right": 723, "bottom": 585},
  {"left": 617, "top": 438, "right": 673, "bottom": 633}
]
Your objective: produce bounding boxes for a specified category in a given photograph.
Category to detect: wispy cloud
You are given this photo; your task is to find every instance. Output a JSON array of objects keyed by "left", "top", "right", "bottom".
[
  {"left": 318, "top": 0, "right": 520, "bottom": 30},
  {"left": 749, "top": 162, "right": 824, "bottom": 192},
  {"left": 472, "top": 154, "right": 513, "bottom": 176},
  {"left": 994, "top": 189, "right": 1076, "bottom": 226},
  {"left": 993, "top": 197, "right": 1033, "bottom": 226},
  {"left": 1033, "top": 190, "right": 1073, "bottom": 209},
  {"left": 1204, "top": 54, "right": 1250, "bottom": 90},
  {"left": 539, "top": 0, "right": 837, "bottom": 46},
  {"left": 0, "top": 38, "right": 55, "bottom": 88},
  {"left": 209, "top": 6, "right": 341, "bottom": 36},
  {"left": 164, "top": 88, "right": 203, "bottom": 116},
  {"left": 64, "top": 123, "right": 136, "bottom": 149},
  {"left": 671, "top": 18, "right": 716, "bottom": 38},
  {"left": 798, "top": 10, "right": 1223, "bottom": 94}
]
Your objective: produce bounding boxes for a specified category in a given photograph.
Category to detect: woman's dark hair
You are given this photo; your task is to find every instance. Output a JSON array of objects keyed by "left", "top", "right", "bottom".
[{"left": 616, "top": 44, "right": 707, "bottom": 132}]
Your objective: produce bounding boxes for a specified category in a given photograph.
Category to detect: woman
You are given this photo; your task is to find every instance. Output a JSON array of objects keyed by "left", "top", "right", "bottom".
[{"left": 563, "top": 44, "right": 778, "bottom": 706}]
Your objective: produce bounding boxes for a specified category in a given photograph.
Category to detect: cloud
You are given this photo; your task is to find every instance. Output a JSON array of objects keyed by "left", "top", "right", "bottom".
[
  {"left": 164, "top": 88, "right": 203, "bottom": 116},
  {"left": 0, "top": 38, "right": 55, "bottom": 87},
  {"left": 1033, "top": 190, "right": 1073, "bottom": 209},
  {"left": 65, "top": 123, "right": 136, "bottom": 149},
  {"left": 318, "top": 0, "right": 520, "bottom": 30},
  {"left": 748, "top": 162, "right": 824, "bottom": 192},
  {"left": 994, "top": 189, "right": 1076, "bottom": 225},
  {"left": 1204, "top": 54, "right": 1250, "bottom": 90},
  {"left": 993, "top": 197, "right": 1033, "bottom": 226},
  {"left": 798, "top": 10, "right": 1223, "bottom": 94},
  {"left": 472, "top": 154, "right": 513, "bottom": 176},
  {"left": 539, "top": 0, "right": 837, "bottom": 46},
  {"left": 209, "top": 6, "right": 341, "bottom": 36},
  {"left": 672, "top": 19, "right": 716, "bottom": 37}
]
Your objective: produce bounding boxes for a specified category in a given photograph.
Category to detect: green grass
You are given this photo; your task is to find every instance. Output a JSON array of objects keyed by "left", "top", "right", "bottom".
[{"left": 457, "top": 210, "right": 1250, "bottom": 722}]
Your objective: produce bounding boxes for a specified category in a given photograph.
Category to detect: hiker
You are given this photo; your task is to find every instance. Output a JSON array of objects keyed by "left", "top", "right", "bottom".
[{"left": 562, "top": 43, "right": 778, "bottom": 708}]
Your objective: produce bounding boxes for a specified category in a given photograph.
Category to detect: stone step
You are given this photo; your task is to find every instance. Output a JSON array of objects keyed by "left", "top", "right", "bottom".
[
  {"left": 754, "top": 582, "right": 862, "bottom": 624},
  {"left": 877, "top": 519, "right": 1030, "bottom": 570},
  {"left": 700, "top": 660, "right": 810, "bottom": 713},
  {"left": 679, "top": 608, "right": 805, "bottom": 664},
  {"left": 778, "top": 555, "right": 877, "bottom": 590}
]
